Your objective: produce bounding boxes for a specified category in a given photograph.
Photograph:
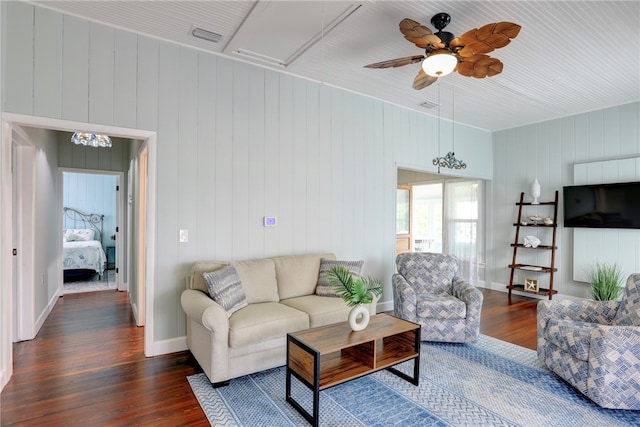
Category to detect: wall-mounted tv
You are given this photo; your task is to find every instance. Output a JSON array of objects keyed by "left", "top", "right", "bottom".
[{"left": 563, "top": 182, "right": 640, "bottom": 229}]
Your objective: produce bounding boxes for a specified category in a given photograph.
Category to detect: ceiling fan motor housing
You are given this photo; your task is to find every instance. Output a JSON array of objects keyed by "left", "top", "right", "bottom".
[{"left": 431, "top": 12, "right": 451, "bottom": 30}]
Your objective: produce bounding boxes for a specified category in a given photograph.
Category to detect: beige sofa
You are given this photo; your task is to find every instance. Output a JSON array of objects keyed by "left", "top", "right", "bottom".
[{"left": 180, "top": 253, "right": 377, "bottom": 385}]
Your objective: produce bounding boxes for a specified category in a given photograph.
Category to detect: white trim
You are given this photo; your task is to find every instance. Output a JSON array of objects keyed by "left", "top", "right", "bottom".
[
  {"left": 153, "top": 336, "right": 187, "bottom": 356},
  {"left": 143, "top": 137, "right": 157, "bottom": 356},
  {"left": 1, "top": 113, "right": 159, "bottom": 385},
  {"left": 376, "top": 300, "right": 393, "bottom": 314},
  {"left": 12, "top": 126, "right": 36, "bottom": 341},
  {"left": 34, "top": 287, "right": 61, "bottom": 334},
  {"left": 1, "top": 121, "right": 13, "bottom": 391}
]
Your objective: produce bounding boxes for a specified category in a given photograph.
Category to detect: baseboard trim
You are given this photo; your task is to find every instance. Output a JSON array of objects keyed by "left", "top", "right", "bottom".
[
  {"left": 0, "top": 366, "right": 11, "bottom": 392},
  {"left": 33, "top": 288, "right": 61, "bottom": 339},
  {"left": 153, "top": 336, "right": 187, "bottom": 356},
  {"left": 376, "top": 300, "right": 393, "bottom": 313}
]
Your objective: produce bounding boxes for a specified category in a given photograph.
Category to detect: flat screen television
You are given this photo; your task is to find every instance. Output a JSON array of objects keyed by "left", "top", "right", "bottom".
[{"left": 563, "top": 182, "right": 640, "bottom": 229}]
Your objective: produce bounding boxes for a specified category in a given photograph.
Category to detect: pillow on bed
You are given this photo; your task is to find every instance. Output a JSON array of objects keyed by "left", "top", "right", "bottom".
[{"left": 64, "top": 228, "right": 95, "bottom": 242}]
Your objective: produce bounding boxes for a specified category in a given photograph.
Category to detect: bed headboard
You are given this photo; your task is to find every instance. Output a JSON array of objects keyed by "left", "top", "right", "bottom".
[{"left": 63, "top": 207, "right": 104, "bottom": 244}]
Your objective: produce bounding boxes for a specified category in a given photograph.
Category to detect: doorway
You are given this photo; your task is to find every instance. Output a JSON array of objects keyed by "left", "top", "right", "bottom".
[
  {"left": 60, "top": 170, "right": 122, "bottom": 294},
  {"left": 1, "top": 113, "right": 159, "bottom": 393},
  {"left": 396, "top": 167, "right": 484, "bottom": 285}
]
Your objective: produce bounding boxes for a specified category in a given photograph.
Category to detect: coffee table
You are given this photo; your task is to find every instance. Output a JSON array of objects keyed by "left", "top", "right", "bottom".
[{"left": 286, "top": 313, "right": 420, "bottom": 426}]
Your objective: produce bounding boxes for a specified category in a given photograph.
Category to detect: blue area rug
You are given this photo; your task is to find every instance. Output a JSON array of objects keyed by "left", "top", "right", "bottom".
[{"left": 187, "top": 335, "right": 639, "bottom": 426}]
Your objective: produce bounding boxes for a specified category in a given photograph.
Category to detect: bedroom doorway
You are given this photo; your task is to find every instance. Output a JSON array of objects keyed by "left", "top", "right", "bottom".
[{"left": 61, "top": 170, "right": 123, "bottom": 294}]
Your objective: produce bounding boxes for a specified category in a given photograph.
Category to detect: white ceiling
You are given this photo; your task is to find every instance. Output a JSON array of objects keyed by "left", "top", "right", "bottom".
[{"left": 29, "top": 1, "right": 640, "bottom": 132}]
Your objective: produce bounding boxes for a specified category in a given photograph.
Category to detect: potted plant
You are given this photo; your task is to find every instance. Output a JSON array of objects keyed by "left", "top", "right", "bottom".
[
  {"left": 327, "top": 265, "right": 383, "bottom": 331},
  {"left": 588, "top": 262, "right": 624, "bottom": 301}
]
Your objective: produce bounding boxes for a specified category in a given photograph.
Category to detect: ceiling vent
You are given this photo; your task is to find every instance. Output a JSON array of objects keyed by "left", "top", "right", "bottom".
[
  {"left": 191, "top": 26, "right": 224, "bottom": 43},
  {"left": 420, "top": 100, "right": 439, "bottom": 109}
]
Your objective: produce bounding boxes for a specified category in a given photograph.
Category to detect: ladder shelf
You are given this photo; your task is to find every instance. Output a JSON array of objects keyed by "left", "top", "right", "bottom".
[{"left": 507, "top": 190, "right": 559, "bottom": 300}]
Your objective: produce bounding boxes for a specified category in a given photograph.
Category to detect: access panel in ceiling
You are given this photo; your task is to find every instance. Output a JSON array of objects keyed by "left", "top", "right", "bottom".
[{"left": 224, "top": 1, "right": 360, "bottom": 68}]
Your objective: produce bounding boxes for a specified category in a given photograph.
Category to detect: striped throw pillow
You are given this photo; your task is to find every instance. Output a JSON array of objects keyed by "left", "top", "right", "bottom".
[
  {"left": 203, "top": 265, "right": 248, "bottom": 317},
  {"left": 316, "top": 258, "right": 363, "bottom": 297}
]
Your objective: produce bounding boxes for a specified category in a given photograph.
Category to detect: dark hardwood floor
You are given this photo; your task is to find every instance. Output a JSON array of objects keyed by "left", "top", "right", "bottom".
[{"left": 1, "top": 287, "right": 539, "bottom": 426}]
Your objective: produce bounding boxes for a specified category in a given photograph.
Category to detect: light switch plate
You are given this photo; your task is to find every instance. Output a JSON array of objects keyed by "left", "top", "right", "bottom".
[
  {"left": 263, "top": 217, "right": 277, "bottom": 227},
  {"left": 179, "top": 229, "right": 189, "bottom": 242}
]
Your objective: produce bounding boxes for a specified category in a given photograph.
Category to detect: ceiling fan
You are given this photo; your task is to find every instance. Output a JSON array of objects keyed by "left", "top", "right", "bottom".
[{"left": 364, "top": 13, "right": 521, "bottom": 90}]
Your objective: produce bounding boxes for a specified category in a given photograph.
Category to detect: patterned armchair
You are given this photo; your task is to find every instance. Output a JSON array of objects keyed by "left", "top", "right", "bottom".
[
  {"left": 537, "top": 273, "right": 640, "bottom": 409},
  {"left": 392, "top": 252, "right": 483, "bottom": 343}
]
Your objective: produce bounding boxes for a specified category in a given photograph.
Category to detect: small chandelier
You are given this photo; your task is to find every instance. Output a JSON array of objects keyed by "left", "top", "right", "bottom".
[
  {"left": 433, "top": 151, "right": 466, "bottom": 170},
  {"left": 422, "top": 49, "right": 458, "bottom": 77},
  {"left": 71, "top": 132, "right": 112, "bottom": 148}
]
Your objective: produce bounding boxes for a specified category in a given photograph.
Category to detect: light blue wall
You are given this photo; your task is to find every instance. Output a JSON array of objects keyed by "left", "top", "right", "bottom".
[
  {"left": 489, "top": 102, "right": 640, "bottom": 298},
  {"left": 63, "top": 172, "right": 117, "bottom": 249},
  {"left": 1, "top": 2, "right": 492, "bottom": 349}
]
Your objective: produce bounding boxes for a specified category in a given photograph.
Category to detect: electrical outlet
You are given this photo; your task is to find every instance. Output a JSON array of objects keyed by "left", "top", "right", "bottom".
[{"left": 179, "top": 229, "right": 189, "bottom": 243}]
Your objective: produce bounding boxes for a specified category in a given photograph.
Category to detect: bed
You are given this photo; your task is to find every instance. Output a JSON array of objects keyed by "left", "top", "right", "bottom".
[{"left": 63, "top": 207, "right": 107, "bottom": 281}]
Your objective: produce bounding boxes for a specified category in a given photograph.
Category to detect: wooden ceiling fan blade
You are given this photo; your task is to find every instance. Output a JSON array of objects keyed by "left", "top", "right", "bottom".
[
  {"left": 412, "top": 68, "right": 437, "bottom": 90},
  {"left": 364, "top": 55, "right": 425, "bottom": 69},
  {"left": 456, "top": 21, "right": 521, "bottom": 55},
  {"left": 457, "top": 55, "right": 503, "bottom": 78},
  {"left": 494, "top": 22, "right": 522, "bottom": 39},
  {"left": 399, "top": 18, "right": 443, "bottom": 49}
]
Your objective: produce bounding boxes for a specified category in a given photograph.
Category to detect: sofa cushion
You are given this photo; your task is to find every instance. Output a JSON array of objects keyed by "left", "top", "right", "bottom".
[
  {"left": 281, "top": 295, "right": 351, "bottom": 328},
  {"left": 228, "top": 302, "right": 309, "bottom": 348},
  {"left": 203, "top": 266, "right": 248, "bottom": 317},
  {"left": 274, "top": 253, "right": 336, "bottom": 300},
  {"left": 232, "top": 258, "right": 279, "bottom": 304},
  {"left": 416, "top": 294, "right": 466, "bottom": 320},
  {"left": 545, "top": 319, "right": 594, "bottom": 362},
  {"left": 190, "top": 260, "right": 230, "bottom": 293},
  {"left": 316, "top": 258, "right": 363, "bottom": 297}
]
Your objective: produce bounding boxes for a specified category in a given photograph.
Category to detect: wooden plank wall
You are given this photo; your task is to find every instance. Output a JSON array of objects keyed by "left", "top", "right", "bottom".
[
  {"left": 491, "top": 103, "right": 640, "bottom": 298},
  {"left": 2, "top": 2, "right": 493, "bottom": 345}
]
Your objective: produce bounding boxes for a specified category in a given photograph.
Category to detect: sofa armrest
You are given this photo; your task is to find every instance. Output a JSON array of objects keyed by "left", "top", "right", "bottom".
[
  {"left": 181, "top": 289, "right": 229, "bottom": 333},
  {"left": 392, "top": 273, "right": 417, "bottom": 322}
]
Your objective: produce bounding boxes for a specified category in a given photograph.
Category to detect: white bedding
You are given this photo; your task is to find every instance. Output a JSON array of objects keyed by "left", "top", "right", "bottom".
[{"left": 63, "top": 240, "right": 107, "bottom": 275}]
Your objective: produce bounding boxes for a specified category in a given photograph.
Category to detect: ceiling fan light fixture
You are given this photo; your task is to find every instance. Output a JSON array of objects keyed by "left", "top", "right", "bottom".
[{"left": 421, "top": 49, "right": 458, "bottom": 77}]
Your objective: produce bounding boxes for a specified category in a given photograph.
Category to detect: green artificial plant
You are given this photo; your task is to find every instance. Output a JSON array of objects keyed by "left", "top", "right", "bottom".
[
  {"left": 588, "top": 262, "right": 624, "bottom": 301},
  {"left": 327, "top": 266, "right": 383, "bottom": 307}
]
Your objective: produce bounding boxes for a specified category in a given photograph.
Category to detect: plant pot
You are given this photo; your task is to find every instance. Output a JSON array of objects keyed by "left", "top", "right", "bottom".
[{"left": 348, "top": 305, "right": 370, "bottom": 331}]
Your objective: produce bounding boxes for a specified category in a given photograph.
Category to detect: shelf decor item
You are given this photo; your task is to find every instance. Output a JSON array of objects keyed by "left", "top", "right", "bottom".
[
  {"left": 327, "top": 265, "right": 383, "bottom": 331},
  {"left": 530, "top": 178, "right": 541, "bottom": 204},
  {"left": 524, "top": 278, "right": 539, "bottom": 292}
]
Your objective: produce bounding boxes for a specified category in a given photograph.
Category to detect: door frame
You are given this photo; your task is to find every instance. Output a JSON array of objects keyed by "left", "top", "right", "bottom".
[
  {"left": 11, "top": 125, "right": 35, "bottom": 342},
  {"left": 1, "top": 113, "right": 158, "bottom": 393}
]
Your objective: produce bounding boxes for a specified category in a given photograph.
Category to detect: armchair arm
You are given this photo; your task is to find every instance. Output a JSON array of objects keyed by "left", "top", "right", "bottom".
[
  {"left": 180, "top": 288, "right": 229, "bottom": 333},
  {"left": 452, "top": 276, "right": 483, "bottom": 307},
  {"left": 392, "top": 273, "right": 417, "bottom": 322},
  {"left": 537, "top": 299, "right": 620, "bottom": 330},
  {"left": 452, "top": 276, "right": 483, "bottom": 341},
  {"left": 588, "top": 325, "right": 640, "bottom": 409}
]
